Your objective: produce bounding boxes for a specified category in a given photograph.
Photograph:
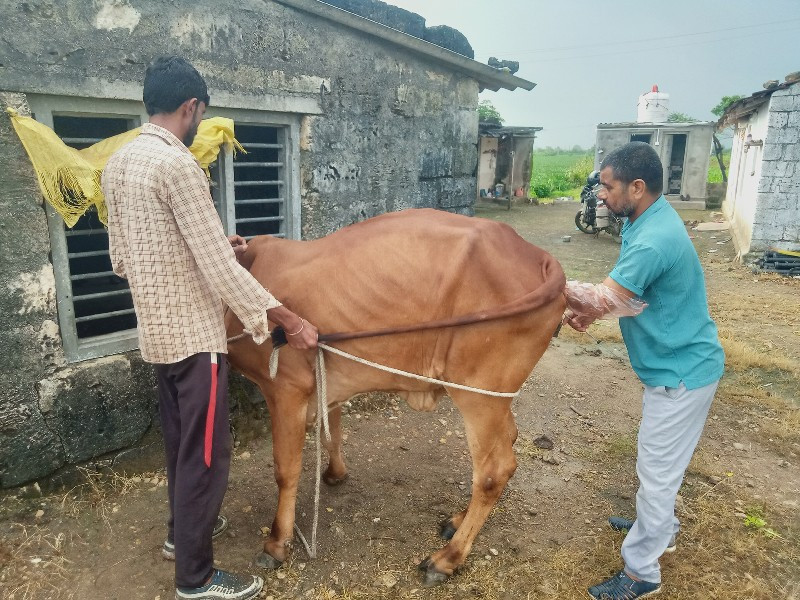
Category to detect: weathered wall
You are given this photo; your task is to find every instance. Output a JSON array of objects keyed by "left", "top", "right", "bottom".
[
  {"left": 0, "top": 94, "right": 158, "bottom": 487},
  {"left": 750, "top": 87, "right": 800, "bottom": 255},
  {"left": 0, "top": 0, "right": 480, "bottom": 486}
]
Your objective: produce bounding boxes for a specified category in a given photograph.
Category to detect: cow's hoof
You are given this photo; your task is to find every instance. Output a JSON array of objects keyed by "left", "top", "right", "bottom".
[
  {"left": 254, "top": 551, "right": 283, "bottom": 570},
  {"left": 439, "top": 518, "right": 457, "bottom": 540},
  {"left": 418, "top": 557, "right": 450, "bottom": 587},
  {"left": 323, "top": 470, "right": 349, "bottom": 486}
]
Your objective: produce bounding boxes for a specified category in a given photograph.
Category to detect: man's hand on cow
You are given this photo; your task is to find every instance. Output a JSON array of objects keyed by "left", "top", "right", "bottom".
[
  {"left": 267, "top": 306, "right": 319, "bottom": 350},
  {"left": 228, "top": 235, "right": 248, "bottom": 262}
]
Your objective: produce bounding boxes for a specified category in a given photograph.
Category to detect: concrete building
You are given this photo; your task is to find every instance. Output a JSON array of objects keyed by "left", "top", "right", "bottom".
[
  {"left": 0, "top": 0, "right": 533, "bottom": 487},
  {"left": 594, "top": 86, "right": 714, "bottom": 208},
  {"left": 718, "top": 76, "right": 800, "bottom": 260},
  {"left": 477, "top": 123, "right": 542, "bottom": 204}
]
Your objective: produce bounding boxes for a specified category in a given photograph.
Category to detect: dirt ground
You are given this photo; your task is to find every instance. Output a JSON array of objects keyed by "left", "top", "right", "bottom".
[{"left": 1, "top": 201, "right": 798, "bottom": 600}]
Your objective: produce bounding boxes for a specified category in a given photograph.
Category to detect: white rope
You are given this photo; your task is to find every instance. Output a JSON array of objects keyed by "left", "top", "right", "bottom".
[
  {"left": 267, "top": 341, "right": 518, "bottom": 561},
  {"left": 317, "top": 342, "right": 520, "bottom": 398}
]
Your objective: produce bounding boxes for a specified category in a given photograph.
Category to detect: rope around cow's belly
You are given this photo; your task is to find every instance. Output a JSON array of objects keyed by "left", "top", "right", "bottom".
[{"left": 231, "top": 336, "right": 521, "bottom": 561}]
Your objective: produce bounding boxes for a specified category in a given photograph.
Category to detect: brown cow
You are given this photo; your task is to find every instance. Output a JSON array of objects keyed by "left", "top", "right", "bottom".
[{"left": 225, "top": 208, "right": 565, "bottom": 584}]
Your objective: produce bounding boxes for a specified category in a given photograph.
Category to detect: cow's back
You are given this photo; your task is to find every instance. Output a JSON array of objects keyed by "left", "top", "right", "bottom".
[{"left": 244, "top": 209, "right": 563, "bottom": 336}]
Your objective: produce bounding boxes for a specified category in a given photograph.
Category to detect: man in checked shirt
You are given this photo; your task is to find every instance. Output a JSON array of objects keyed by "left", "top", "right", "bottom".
[{"left": 102, "top": 56, "right": 318, "bottom": 600}]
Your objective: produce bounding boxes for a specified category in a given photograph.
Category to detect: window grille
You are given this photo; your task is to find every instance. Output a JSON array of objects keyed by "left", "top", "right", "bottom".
[{"left": 27, "top": 96, "right": 298, "bottom": 362}]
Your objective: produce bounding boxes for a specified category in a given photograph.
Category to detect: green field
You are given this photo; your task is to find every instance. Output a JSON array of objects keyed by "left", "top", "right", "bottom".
[
  {"left": 708, "top": 150, "right": 731, "bottom": 183},
  {"left": 529, "top": 151, "right": 593, "bottom": 199},
  {"left": 530, "top": 149, "right": 731, "bottom": 199}
]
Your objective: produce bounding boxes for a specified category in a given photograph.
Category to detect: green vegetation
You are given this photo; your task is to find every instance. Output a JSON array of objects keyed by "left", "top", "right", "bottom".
[
  {"left": 709, "top": 150, "right": 731, "bottom": 183},
  {"left": 529, "top": 150, "right": 593, "bottom": 199},
  {"left": 712, "top": 95, "right": 745, "bottom": 118},
  {"left": 477, "top": 99, "right": 503, "bottom": 125},
  {"left": 667, "top": 111, "right": 697, "bottom": 123}
]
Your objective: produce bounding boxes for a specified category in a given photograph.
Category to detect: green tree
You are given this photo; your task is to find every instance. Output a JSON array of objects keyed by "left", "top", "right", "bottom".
[
  {"left": 477, "top": 100, "right": 504, "bottom": 125},
  {"left": 711, "top": 95, "right": 744, "bottom": 118},
  {"left": 667, "top": 112, "right": 697, "bottom": 123}
]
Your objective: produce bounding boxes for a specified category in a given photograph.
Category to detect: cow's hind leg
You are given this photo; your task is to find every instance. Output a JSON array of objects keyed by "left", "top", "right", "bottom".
[
  {"left": 419, "top": 391, "right": 518, "bottom": 585},
  {"left": 439, "top": 410, "right": 517, "bottom": 541},
  {"left": 322, "top": 404, "right": 348, "bottom": 486}
]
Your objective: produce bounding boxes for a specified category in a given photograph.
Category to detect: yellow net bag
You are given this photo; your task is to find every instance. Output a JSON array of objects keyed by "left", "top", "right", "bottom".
[{"left": 6, "top": 108, "right": 244, "bottom": 228}]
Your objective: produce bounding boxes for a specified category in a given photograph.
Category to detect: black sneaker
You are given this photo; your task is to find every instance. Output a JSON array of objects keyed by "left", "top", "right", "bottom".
[
  {"left": 163, "top": 515, "right": 229, "bottom": 560},
  {"left": 608, "top": 516, "right": 676, "bottom": 553},
  {"left": 175, "top": 569, "right": 263, "bottom": 600},
  {"left": 588, "top": 570, "right": 661, "bottom": 599}
]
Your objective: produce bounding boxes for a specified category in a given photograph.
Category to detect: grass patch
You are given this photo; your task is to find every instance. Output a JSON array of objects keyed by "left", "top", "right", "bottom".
[
  {"left": 708, "top": 150, "right": 731, "bottom": 183},
  {"left": 718, "top": 328, "right": 799, "bottom": 375},
  {"left": 604, "top": 433, "right": 638, "bottom": 459},
  {"left": 530, "top": 152, "right": 593, "bottom": 199},
  {"left": 0, "top": 525, "right": 77, "bottom": 600}
]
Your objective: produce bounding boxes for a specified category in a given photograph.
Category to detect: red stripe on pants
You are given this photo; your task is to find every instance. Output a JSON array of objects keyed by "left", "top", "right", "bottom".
[{"left": 204, "top": 355, "right": 218, "bottom": 468}]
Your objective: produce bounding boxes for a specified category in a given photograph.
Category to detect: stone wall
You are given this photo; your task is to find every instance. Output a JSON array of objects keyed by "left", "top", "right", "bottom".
[
  {"left": 0, "top": 0, "right": 481, "bottom": 487},
  {"left": 0, "top": 94, "right": 159, "bottom": 487},
  {"left": 751, "top": 85, "right": 800, "bottom": 254}
]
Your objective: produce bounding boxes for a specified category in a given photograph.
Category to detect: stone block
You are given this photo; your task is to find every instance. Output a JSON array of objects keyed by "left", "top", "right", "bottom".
[
  {"left": 781, "top": 142, "right": 800, "bottom": 162},
  {"left": 762, "top": 160, "right": 790, "bottom": 179},
  {"left": 788, "top": 111, "right": 800, "bottom": 129},
  {"left": 768, "top": 111, "right": 789, "bottom": 128},
  {"left": 769, "top": 92, "right": 794, "bottom": 112},
  {"left": 757, "top": 175, "right": 775, "bottom": 193},
  {"left": 423, "top": 25, "right": 474, "bottom": 59},
  {"left": 769, "top": 126, "right": 800, "bottom": 145},
  {"left": 0, "top": 401, "right": 64, "bottom": 487},
  {"left": 37, "top": 356, "right": 154, "bottom": 464},
  {"left": 419, "top": 148, "right": 453, "bottom": 179},
  {"left": 763, "top": 143, "right": 784, "bottom": 161}
]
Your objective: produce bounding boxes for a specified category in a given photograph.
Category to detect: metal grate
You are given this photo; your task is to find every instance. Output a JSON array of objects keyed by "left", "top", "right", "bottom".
[
  {"left": 52, "top": 115, "right": 137, "bottom": 339},
  {"left": 232, "top": 124, "right": 286, "bottom": 240}
]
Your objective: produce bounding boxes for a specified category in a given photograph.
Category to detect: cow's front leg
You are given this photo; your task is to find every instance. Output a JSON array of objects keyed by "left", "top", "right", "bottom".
[
  {"left": 419, "top": 392, "right": 517, "bottom": 586},
  {"left": 256, "top": 387, "right": 309, "bottom": 568}
]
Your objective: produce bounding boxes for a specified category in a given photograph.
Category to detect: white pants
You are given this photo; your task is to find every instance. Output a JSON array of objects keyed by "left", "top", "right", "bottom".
[{"left": 621, "top": 380, "right": 719, "bottom": 583}]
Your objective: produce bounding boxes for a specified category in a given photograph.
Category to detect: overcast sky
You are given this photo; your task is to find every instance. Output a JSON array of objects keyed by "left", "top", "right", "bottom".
[{"left": 386, "top": 0, "right": 800, "bottom": 148}]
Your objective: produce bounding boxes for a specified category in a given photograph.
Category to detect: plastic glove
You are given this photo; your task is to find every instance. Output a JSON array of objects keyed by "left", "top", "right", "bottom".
[{"left": 564, "top": 280, "right": 647, "bottom": 329}]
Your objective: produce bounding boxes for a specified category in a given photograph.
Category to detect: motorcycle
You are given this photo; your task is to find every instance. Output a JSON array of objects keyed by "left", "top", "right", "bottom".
[{"left": 574, "top": 170, "right": 622, "bottom": 238}]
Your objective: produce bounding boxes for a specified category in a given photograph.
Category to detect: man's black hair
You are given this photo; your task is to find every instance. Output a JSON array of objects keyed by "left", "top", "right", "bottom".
[
  {"left": 601, "top": 141, "right": 664, "bottom": 196},
  {"left": 143, "top": 56, "right": 210, "bottom": 116}
]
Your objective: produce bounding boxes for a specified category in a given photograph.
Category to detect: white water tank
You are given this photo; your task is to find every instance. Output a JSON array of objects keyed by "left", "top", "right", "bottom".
[{"left": 637, "top": 85, "right": 670, "bottom": 123}]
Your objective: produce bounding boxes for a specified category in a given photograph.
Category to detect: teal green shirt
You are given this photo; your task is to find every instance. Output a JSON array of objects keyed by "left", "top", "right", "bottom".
[{"left": 609, "top": 196, "right": 724, "bottom": 389}]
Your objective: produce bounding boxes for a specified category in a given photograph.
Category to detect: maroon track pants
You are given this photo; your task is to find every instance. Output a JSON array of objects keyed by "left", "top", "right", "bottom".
[{"left": 155, "top": 352, "right": 231, "bottom": 588}]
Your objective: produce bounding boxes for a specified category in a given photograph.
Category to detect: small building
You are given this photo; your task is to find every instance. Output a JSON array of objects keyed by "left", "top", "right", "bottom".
[
  {"left": 477, "top": 123, "right": 542, "bottom": 202},
  {"left": 718, "top": 75, "right": 800, "bottom": 259},
  {"left": 0, "top": 0, "right": 533, "bottom": 487},
  {"left": 595, "top": 86, "right": 714, "bottom": 208}
]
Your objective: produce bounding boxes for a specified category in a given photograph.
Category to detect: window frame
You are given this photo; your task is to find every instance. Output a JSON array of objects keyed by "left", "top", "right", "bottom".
[{"left": 27, "top": 95, "right": 301, "bottom": 363}]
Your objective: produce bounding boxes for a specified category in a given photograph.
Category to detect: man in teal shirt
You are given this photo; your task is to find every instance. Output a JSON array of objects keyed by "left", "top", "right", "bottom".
[{"left": 564, "top": 142, "right": 724, "bottom": 599}]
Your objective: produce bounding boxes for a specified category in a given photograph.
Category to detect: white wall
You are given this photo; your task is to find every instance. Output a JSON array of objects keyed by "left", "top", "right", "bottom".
[
  {"left": 723, "top": 103, "right": 770, "bottom": 256},
  {"left": 477, "top": 137, "right": 498, "bottom": 196},
  {"left": 724, "top": 85, "right": 800, "bottom": 257}
]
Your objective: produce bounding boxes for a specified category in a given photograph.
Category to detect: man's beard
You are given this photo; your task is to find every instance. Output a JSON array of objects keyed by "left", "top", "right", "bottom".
[
  {"left": 610, "top": 199, "right": 636, "bottom": 218},
  {"left": 183, "top": 123, "right": 199, "bottom": 147}
]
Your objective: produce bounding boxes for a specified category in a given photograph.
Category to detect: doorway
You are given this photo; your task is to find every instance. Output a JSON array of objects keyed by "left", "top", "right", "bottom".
[{"left": 667, "top": 134, "right": 687, "bottom": 194}]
